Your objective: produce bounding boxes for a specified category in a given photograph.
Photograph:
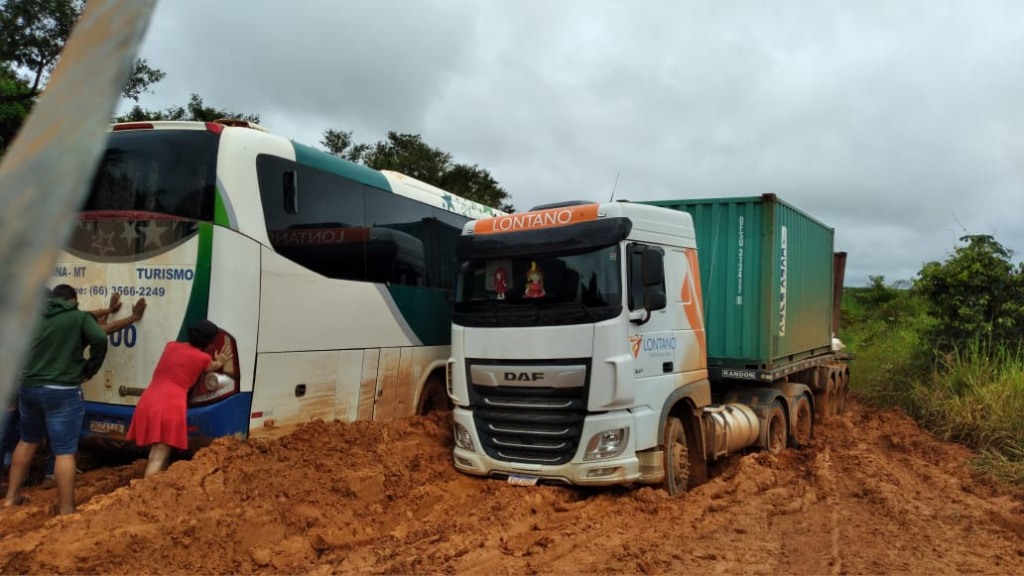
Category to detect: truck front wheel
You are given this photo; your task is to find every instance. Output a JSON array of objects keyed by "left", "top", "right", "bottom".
[
  {"left": 663, "top": 416, "right": 690, "bottom": 496},
  {"left": 416, "top": 375, "right": 450, "bottom": 415}
]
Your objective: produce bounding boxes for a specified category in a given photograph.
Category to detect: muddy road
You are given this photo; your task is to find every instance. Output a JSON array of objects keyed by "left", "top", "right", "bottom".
[{"left": 1, "top": 398, "right": 1022, "bottom": 574}]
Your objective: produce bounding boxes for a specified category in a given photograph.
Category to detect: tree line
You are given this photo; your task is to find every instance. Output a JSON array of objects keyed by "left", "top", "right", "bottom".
[
  {"left": 846, "top": 234, "right": 1024, "bottom": 355},
  {"left": 0, "top": 0, "right": 514, "bottom": 212}
]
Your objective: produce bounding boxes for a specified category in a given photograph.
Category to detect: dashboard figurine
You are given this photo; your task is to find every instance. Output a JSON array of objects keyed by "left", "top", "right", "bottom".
[{"left": 524, "top": 261, "right": 545, "bottom": 298}]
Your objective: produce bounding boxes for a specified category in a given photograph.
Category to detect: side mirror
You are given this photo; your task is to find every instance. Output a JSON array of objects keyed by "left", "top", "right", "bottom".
[
  {"left": 642, "top": 247, "right": 664, "bottom": 286},
  {"left": 629, "top": 245, "right": 667, "bottom": 324},
  {"left": 644, "top": 287, "right": 667, "bottom": 311}
]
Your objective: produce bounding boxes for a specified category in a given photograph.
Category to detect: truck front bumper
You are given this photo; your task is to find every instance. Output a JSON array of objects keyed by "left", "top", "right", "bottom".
[{"left": 451, "top": 407, "right": 651, "bottom": 486}]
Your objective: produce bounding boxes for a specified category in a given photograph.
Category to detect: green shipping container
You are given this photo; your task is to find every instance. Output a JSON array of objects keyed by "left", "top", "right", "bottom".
[{"left": 643, "top": 194, "right": 835, "bottom": 371}]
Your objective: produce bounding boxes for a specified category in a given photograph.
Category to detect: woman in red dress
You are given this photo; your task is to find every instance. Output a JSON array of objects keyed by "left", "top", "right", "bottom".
[{"left": 126, "top": 320, "right": 230, "bottom": 477}]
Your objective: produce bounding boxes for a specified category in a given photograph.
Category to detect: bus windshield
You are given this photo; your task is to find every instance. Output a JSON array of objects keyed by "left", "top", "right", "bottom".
[
  {"left": 84, "top": 129, "right": 219, "bottom": 221},
  {"left": 453, "top": 244, "right": 623, "bottom": 327}
]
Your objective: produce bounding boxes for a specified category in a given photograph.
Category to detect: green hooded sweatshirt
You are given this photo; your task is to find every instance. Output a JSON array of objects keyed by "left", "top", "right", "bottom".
[{"left": 20, "top": 297, "right": 108, "bottom": 386}]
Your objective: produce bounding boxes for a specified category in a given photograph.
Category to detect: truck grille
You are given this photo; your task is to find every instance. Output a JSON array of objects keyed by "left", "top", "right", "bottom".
[{"left": 467, "top": 359, "right": 590, "bottom": 465}]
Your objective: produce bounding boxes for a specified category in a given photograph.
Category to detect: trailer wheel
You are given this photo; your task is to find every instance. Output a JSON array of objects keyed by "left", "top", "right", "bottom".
[
  {"left": 827, "top": 372, "right": 840, "bottom": 417},
  {"left": 836, "top": 368, "right": 850, "bottom": 414},
  {"left": 663, "top": 416, "right": 690, "bottom": 496},
  {"left": 416, "top": 374, "right": 450, "bottom": 415},
  {"left": 813, "top": 366, "right": 831, "bottom": 421},
  {"left": 832, "top": 370, "right": 847, "bottom": 416},
  {"left": 791, "top": 395, "right": 813, "bottom": 449},
  {"left": 765, "top": 400, "right": 788, "bottom": 455},
  {"left": 814, "top": 387, "right": 830, "bottom": 422}
]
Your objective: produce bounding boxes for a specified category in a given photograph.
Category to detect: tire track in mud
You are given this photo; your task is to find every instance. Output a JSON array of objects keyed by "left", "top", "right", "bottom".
[
  {"left": 764, "top": 444, "right": 845, "bottom": 575},
  {"left": 818, "top": 448, "right": 844, "bottom": 575},
  {"left": 814, "top": 408, "right": 1024, "bottom": 574}
]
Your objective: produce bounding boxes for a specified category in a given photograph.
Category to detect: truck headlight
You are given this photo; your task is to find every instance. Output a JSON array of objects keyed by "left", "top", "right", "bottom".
[
  {"left": 454, "top": 423, "right": 475, "bottom": 452},
  {"left": 584, "top": 427, "right": 629, "bottom": 461}
]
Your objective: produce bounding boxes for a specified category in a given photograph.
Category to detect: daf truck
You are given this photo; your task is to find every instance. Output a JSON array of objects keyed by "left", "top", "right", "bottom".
[{"left": 447, "top": 194, "right": 850, "bottom": 494}]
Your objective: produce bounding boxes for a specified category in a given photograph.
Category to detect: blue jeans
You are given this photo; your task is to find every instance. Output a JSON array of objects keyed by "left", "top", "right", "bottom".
[
  {"left": 18, "top": 386, "right": 85, "bottom": 455},
  {"left": 1, "top": 407, "right": 18, "bottom": 467}
]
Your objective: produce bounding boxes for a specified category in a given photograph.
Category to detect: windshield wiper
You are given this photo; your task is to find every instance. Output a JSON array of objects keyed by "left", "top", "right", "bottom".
[
  {"left": 455, "top": 300, "right": 541, "bottom": 326},
  {"left": 541, "top": 301, "right": 601, "bottom": 323}
]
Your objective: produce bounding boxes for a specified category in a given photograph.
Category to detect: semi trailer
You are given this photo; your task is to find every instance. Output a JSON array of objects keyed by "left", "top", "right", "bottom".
[{"left": 447, "top": 194, "right": 850, "bottom": 494}]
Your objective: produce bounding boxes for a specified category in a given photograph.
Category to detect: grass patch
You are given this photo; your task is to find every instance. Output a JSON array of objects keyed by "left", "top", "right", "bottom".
[
  {"left": 973, "top": 447, "right": 1024, "bottom": 489},
  {"left": 840, "top": 288, "right": 1024, "bottom": 486},
  {"left": 844, "top": 321, "right": 929, "bottom": 408},
  {"left": 909, "top": 344, "right": 1024, "bottom": 454}
]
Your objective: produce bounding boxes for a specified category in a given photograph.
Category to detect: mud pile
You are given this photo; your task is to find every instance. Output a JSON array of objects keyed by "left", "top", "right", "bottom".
[{"left": 2, "top": 401, "right": 1023, "bottom": 574}]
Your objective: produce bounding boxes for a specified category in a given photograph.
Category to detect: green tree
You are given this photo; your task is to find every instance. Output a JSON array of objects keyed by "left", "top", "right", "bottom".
[
  {"left": 844, "top": 275, "right": 922, "bottom": 327},
  {"left": 321, "top": 128, "right": 370, "bottom": 163},
  {"left": 116, "top": 93, "right": 259, "bottom": 123},
  {"left": 0, "top": 0, "right": 166, "bottom": 152},
  {"left": 0, "top": 0, "right": 79, "bottom": 96},
  {"left": 914, "top": 235, "right": 1024, "bottom": 350},
  {"left": 322, "top": 129, "right": 514, "bottom": 212},
  {"left": 863, "top": 275, "right": 900, "bottom": 307},
  {"left": 121, "top": 59, "right": 166, "bottom": 103},
  {"left": 438, "top": 163, "right": 513, "bottom": 213},
  {"left": 0, "top": 64, "right": 31, "bottom": 151}
]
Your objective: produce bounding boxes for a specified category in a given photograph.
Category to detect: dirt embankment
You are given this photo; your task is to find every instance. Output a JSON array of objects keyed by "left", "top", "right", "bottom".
[{"left": 2, "top": 399, "right": 1023, "bottom": 574}]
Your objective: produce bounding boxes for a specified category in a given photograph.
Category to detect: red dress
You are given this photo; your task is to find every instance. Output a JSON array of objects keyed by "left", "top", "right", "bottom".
[{"left": 126, "top": 341, "right": 211, "bottom": 450}]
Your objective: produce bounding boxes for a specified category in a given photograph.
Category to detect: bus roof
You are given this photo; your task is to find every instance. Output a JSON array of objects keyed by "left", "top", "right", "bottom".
[
  {"left": 381, "top": 170, "right": 504, "bottom": 221},
  {"left": 108, "top": 120, "right": 268, "bottom": 132},
  {"left": 106, "top": 120, "right": 507, "bottom": 221}
]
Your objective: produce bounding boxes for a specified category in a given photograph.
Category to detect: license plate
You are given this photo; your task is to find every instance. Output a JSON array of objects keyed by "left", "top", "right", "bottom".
[
  {"left": 507, "top": 473, "right": 539, "bottom": 486},
  {"left": 89, "top": 420, "right": 126, "bottom": 435}
]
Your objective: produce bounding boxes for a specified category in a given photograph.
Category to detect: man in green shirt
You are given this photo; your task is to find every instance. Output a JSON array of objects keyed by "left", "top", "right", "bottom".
[{"left": 4, "top": 284, "right": 108, "bottom": 515}]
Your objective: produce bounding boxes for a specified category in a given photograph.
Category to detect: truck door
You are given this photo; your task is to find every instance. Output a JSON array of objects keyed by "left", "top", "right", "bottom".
[{"left": 626, "top": 244, "right": 675, "bottom": 380}]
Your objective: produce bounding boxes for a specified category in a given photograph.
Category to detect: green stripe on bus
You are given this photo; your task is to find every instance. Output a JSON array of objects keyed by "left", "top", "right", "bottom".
[
  {"left": 178, "top": 222, "right": 214, "bottom": 341},
  {"left": 386, "top": 285, "right": 452, "bottom": 346},
  {"left": 213, "top": 187, "right": 230, "bottom": 227},
  {"left": 293, "top": 142, "right": 392, "bottom": 191}
]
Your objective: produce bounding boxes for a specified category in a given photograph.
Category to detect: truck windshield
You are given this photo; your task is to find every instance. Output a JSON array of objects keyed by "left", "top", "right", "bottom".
[
  {"left": 83, "top": 129, "right": 219, "bottom": 221},
  {"left": 453, "top": 244, "right": 623, "bottom": 327}
]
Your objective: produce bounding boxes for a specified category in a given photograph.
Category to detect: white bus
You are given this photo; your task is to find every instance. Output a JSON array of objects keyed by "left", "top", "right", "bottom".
[{"left": 51, "top": 120, "right": 502, "bottom": 448}]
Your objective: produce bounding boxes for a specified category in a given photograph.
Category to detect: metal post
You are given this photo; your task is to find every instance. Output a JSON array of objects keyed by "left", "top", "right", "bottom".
[{"left": 0, "top": 0, "right": 157, "bottom": 407}]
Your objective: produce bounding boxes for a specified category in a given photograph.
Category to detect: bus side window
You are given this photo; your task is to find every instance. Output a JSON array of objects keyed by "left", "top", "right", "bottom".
[
  {"left": 283, "top": 170, "right": 298, "bottom": 214},
  {"left": 258, "top": 154, "right": 367, "bottom": 282}
]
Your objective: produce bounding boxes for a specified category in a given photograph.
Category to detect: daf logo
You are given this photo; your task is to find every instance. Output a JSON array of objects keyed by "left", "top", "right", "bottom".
[
  {"left": 504, "top": 372, "right": 544, "bottom": 382},
  {"left": 471, "top": 364, "right": 585, "bottom": 388}
]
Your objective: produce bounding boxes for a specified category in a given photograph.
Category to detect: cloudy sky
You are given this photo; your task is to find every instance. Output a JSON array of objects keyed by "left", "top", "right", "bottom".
[{"left": 125, "top": 0, "right": 1024, "bottom": 286}]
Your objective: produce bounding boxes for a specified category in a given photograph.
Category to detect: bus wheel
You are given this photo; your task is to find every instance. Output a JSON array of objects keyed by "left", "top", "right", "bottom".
[
  {"left": 791, "top": 395, "right": 813, "bottom": 449},
  {"left": 416, "top": 375, "right": 450, "bottom": 415},
  {"left": 663, "top": 416, "right": 690, "bottom": 496},
  {"left": 764, "top": 400, "right": 788, "bottom": 455}
]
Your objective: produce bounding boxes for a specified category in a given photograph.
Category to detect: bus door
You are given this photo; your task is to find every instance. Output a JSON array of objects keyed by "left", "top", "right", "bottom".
[
  {"left": 370, "top": 347, "right": 416, "bottom": 422},
  {"left": 331, "top": 350, "right": 364, "bottom": 422},
  {"left": 356, "top": 350, "right": 379, "bottom": 421}
]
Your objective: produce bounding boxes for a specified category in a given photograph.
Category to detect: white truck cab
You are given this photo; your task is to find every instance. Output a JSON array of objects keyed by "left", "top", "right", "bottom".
[{"left": 447, "top": 201, "right": 787, "bottom": 493}]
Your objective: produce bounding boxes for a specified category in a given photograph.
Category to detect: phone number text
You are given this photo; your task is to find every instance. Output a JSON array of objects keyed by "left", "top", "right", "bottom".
[{"left": 90, "top": 285, "right": 167, "bottom": 298}]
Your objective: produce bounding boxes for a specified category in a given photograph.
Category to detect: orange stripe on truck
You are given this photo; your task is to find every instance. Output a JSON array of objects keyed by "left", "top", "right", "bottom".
[
  {"left": 474, "top": 204, "right": 600, "bottom": 234},
  {"left": 682, "top": 248, "right": 707, "bottom": 365}
]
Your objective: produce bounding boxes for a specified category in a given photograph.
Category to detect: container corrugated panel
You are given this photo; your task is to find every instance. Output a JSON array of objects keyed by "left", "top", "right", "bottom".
[{"left": 643, "top": 194, "right": 834, "bottom": 370}]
